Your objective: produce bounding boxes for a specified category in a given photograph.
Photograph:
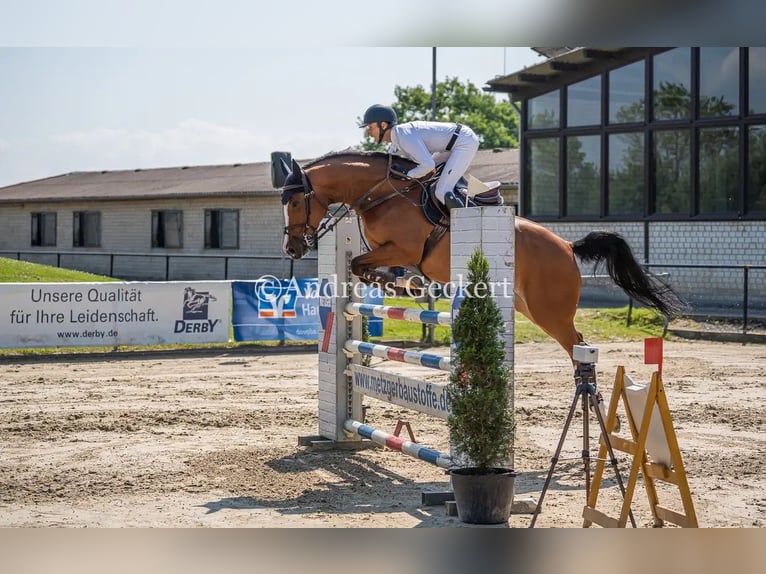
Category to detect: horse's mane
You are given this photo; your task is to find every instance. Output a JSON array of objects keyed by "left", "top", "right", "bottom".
[{"left": 303, "top": 149, "right": 414, "bottom": 169}]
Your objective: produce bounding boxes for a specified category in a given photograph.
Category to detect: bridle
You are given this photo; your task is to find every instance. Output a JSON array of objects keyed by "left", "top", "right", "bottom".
[{"left": 281, "top": 172, "right": 329, "bottom": 251}]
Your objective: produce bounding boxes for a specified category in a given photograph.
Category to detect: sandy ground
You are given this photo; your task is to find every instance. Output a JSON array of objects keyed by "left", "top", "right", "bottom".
[{"left": 0, "top": 338, "right": 764, "bottom": 528}]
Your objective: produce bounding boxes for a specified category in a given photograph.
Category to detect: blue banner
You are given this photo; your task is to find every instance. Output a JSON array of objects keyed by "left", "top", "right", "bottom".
[
  {"left": 232, "top": 279, "right": 385, "bottom": 342},
  {"left": 232, "top": 278, "right": 319, "bottom": 341}
]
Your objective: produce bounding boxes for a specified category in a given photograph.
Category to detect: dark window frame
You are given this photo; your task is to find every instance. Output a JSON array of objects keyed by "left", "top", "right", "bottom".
[
  {"left": 72, "top": 211, "right": 101, "bottom": 247},
  {"left": 31, "top": 212, "right": 57, "bottom": 247},
  {"left": 204, "top": 208, "right": 240, "bottom": 249},
  {"left": 151, "top": 209, "right": 184, "bottom": 248}
]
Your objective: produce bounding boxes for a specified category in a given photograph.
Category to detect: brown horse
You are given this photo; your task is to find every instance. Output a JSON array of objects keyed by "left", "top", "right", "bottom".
[{"left": 280, "top": 150, "right": 682, "bottom": 360}]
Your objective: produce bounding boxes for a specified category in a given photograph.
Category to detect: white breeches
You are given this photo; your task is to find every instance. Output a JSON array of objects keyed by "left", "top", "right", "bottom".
[{"left": 433, "top": 128, "right": 480, "bottom": 202}]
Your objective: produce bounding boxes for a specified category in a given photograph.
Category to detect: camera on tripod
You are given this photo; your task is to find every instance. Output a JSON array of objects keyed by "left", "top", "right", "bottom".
[{"left": 572, "top": 344, "right": 598, "bottom": 364}]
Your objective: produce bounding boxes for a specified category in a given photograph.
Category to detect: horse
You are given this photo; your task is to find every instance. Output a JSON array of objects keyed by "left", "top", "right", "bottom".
[{"left": 280, "top": 150, "right": 683, "bottom": 361}]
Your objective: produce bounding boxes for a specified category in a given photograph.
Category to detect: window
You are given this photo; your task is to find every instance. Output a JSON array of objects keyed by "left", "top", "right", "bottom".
[
  {"left": 151, "top": 210, "right": 183, "bottom": 248},
  {"left": 653, "top": 130, "right": 691, "bottom": 215},
  {"left": 699, "top": 47, "right": 739, "bottom": 118},
  {"left": 699, "top": 127, "right": 738, "bottom": 213},
  {"left": 527, "top": 138, "right": 559, "bottom": 216},
  {"left": 204, "top": 209, "right": 239, "bottom": 249},
  {"left": 31, "top": 212, "right": 57, "bottom": 247},
  {"left": 527, "top": 90, "right": 560, "bottom": 129},
  {"left": 566, "top": 135, "right": 601, "bottom": 216},
  {"left": 748, "top": 125, "right": 766, "bottom": 212},
  {"left": 567, "top": 76, "right": 601, "bottom": 127},
  {"left": 609, "top": 60, "right": 645, "bottom": 124},
  {"left": 519, "top": 48, "right": 765, "bottom": 221},
  {"left": 608, "top": 133, "right": 644, "bottom": 216},
  {"left": 653, "top": 48, "right": 691, "bottom": 121},
  {"left": 73, "top": 211, "right": 101, "bottom": 247},
  {"left": 748, "top": 48, "right": 766, "bottom": 114}
]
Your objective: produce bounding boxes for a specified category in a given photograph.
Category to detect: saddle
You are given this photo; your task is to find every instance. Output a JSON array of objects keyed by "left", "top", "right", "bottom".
[{"left": 420, "top": 175, "right": 504, "bottom": 227}]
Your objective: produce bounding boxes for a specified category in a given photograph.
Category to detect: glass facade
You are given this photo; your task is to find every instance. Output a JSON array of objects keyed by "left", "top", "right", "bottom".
[
  {"left": 527, "top": 138, "right": 559, "bottom": 216},
  {"left": 521, "top": 47, "right": 765, "bottom": 221},
  {"left": 608, "top": 133, "right": 644, "bottom": 215},
  {"left": 699, "top": 127, "right": 739, "bottom": 213},
  {"left": 609, "top": 60, "right": 645, "bottom": 124},
  {"left": 566, "top": 135, "right": 600, "bottom": 216},
  {"left": 527, "top": 90, "right": 560, "bottom": 129},
  {"left": 748, "top": 48, "right": 766, "bottom": 114},
  {"left": 699, "top": 48, "right": 739, "bottom": 117},
  {"left": 567, "top": 76, "right": 601, "bottom": 127},
  {"left": 653, "top": 48, "right": 691, "bottom": 121},
  {"left": 653, "top": 130, "right": 691, "bottom": 215},
  {"left": 749, "top": 125, "right": 766, "bottom": 212}
]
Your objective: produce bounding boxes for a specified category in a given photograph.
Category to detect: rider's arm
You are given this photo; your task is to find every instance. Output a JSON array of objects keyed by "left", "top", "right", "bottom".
[{"left": 392, "top": 126, "right": 435, "bottom": 178}]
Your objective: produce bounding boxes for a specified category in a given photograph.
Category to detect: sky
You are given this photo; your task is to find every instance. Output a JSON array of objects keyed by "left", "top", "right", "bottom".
[
  {"left": 1, "top": 0, "right": 760, "bottom": 188},
  {"left": 0, "top": 46, "right": 543, "bottom": 188}
]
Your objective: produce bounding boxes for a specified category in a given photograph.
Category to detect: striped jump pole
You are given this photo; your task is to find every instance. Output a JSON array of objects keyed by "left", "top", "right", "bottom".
[
  {"left": 344, "top": 339, "right": 451, "bottom": 372},
  {"left": 345, "top": 302, "right": 451, "bottom": 326},
  {"left": 344, "top": 419, "right": 452, "bottom": 469}
]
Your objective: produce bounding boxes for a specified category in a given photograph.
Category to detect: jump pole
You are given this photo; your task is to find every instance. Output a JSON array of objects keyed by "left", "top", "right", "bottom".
[{"left": 300, "top": 207, "right": 515, "bottom": 469}]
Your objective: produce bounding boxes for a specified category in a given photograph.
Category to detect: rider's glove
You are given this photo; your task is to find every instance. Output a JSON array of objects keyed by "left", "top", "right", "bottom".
[{"left": 389, "top": 164, "right": 410, "bottom": 180}]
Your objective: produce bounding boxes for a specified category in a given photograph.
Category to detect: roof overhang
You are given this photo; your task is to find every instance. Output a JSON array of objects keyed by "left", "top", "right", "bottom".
[{"left": 486, "top": 47, "right": 672, "bottom": 101}]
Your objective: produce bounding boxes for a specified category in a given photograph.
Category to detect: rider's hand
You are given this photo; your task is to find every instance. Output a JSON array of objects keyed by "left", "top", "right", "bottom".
[{"left": 389, "top": 164, "right": 410, "bottom": 180}]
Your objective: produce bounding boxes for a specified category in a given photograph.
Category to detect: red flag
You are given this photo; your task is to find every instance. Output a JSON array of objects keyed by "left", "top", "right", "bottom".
[{"left": 644, "top": 337, "right": 663, "bottom": 375}]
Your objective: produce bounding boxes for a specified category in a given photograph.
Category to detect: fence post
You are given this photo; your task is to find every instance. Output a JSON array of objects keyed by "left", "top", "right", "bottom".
[{"left": 743, "top": 266, "right": 749, "bottom": 335}]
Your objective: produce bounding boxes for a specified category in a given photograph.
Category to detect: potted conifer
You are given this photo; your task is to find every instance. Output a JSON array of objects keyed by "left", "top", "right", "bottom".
[{"left": 447, "top": 247, "right": 517, "bottom": 524}]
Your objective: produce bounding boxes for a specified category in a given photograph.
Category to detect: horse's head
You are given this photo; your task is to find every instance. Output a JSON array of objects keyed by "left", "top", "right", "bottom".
[{"left": 281, "top": 158, "right": 328, "bottom": 259}]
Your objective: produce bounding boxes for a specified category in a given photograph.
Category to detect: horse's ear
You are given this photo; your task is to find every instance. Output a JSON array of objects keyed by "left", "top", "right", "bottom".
[{"left": 291, "top": 158, "right": 302, "bottom": 174}]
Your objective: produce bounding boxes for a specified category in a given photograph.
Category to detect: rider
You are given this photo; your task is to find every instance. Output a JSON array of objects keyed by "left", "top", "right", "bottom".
[{"left": 359, "top": 104, "right": 480, "bottom": 210}]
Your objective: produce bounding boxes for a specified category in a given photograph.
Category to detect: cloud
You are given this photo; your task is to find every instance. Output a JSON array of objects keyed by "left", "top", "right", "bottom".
[
  {"left": 50, "top": 119, "right": 352, "bottom": 170},
  {"left": 0, "top": 139, "right": 9, "bottom": 152}
]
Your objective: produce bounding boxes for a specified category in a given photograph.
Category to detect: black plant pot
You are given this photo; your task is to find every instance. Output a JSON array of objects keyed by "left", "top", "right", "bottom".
[{"left": 450, "top": 467, "right": 518, "bottom": 524}]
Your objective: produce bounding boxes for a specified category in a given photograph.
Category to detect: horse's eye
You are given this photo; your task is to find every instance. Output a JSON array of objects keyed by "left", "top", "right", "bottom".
[{"left": 291, "top": 200, "right": 300, "bottom": 209}]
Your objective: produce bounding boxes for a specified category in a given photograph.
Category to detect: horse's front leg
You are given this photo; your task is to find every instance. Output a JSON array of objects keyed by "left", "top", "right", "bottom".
[{"left": 350, "top": 243, "right": 415, "bottom": 291}]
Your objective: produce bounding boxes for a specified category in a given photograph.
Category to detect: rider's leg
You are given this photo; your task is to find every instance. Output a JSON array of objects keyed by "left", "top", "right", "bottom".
[{"left": 434, "top": 130, "right": 479, "bottom": 209}]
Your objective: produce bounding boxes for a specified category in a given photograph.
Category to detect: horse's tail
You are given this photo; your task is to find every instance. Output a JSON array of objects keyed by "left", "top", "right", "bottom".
[{"left": 572, "top": 231, "right": 685, "bottom": 317}]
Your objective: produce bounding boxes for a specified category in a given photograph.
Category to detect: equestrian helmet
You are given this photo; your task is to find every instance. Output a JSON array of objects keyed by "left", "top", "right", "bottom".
[{"left": 359, "top": 104, "right": 397, "bottom": 127}]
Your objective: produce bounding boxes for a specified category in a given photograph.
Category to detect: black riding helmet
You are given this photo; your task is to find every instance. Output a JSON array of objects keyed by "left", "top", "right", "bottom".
[
  {"left": 360, "top": 104, "right": 397, "bottom": 144},
  {"left": 359, "top": 104, "right": 398, "bottom": 128}
]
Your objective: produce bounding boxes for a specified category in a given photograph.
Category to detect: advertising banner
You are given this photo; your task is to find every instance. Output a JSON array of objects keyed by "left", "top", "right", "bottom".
[
  {"left": 232, "top": 278, "right": 319, "bottom": 341},
  {"left": 231, "top": 279, "right": 384, "bottom": 342},
  {"left": 0, "top": 281, "right": 231, "bottom": 348}
]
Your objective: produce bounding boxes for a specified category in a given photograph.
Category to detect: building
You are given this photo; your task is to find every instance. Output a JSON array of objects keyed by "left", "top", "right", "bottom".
[
  {"left": 0, "top": 148, "right": 518, "bottom": 281},
  {"left": 487, "top": 47, "right": 766, "bottom": 312}
]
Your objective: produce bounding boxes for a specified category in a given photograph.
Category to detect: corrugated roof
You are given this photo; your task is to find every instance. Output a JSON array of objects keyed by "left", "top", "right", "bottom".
[{"left": 0, "top": 148, "right": 519, "bottom": 203}]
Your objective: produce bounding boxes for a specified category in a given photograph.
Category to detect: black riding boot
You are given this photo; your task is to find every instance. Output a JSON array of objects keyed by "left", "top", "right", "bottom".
[{"left": 443, "top": 191, "right": 465, "bottom": 209}]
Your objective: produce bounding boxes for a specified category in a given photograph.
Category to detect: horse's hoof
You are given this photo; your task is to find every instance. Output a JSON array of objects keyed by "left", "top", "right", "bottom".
[{"left": 361, "top": 270, "right": 395, "bottom": 285}]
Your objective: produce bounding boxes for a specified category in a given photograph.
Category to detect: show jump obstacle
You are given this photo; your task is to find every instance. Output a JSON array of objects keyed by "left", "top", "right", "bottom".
[{"left": 299, "top": 207, "right": 515, "bottom": 470}]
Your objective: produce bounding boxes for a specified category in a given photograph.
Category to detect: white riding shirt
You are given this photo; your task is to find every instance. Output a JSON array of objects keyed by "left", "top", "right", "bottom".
[{"left": 389, "top": 121, "right": 480, "bottom": 202}]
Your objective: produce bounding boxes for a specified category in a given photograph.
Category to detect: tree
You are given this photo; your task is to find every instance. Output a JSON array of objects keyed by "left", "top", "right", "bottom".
[
  {"left": 447, "top": 248, "right": 515, "bottom": 472},
  {"left": 359, "top": 77, "right": 519, "bottom": 151}
]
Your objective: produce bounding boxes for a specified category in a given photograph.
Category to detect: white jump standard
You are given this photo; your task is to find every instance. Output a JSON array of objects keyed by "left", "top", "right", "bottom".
[{"left": 300, "top": 207, "right": 515, "bottom": 473}]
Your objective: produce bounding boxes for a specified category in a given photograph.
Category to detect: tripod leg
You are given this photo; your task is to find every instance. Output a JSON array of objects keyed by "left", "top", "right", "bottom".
[
  {"left": 589, "top": 391, "right": 637, "bottom": 528},
  {"left": 582, "top": 390, "right": 591, "bottom": 500},
  {"left": 529, "top": 385, "right": 583, "bottom": 528}
]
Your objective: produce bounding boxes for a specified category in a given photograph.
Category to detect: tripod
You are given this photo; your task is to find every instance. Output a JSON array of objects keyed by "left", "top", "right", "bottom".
[{"left": 529, "top": 360, "right": 636, "bottom": 528}]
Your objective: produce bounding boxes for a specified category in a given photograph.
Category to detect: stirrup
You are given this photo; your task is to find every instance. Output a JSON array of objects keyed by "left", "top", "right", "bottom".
[{"left": 443, "top": 191, "right": 464, "bottom": 210}]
